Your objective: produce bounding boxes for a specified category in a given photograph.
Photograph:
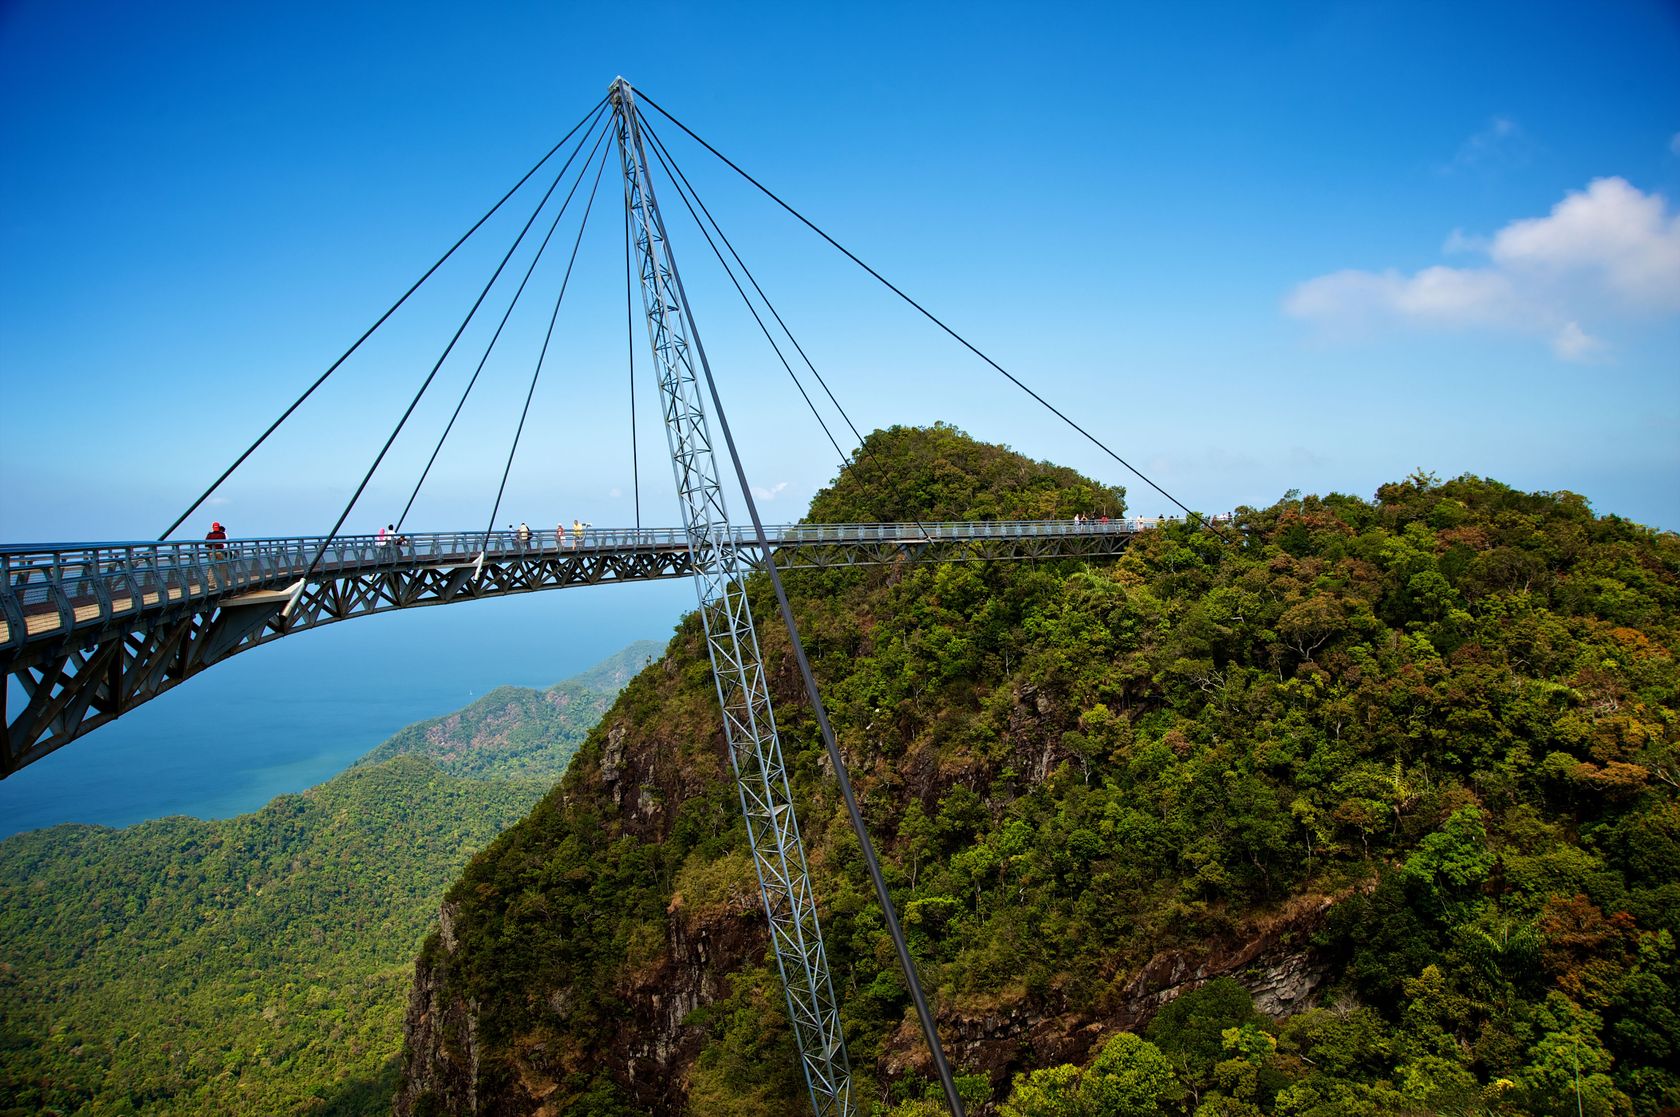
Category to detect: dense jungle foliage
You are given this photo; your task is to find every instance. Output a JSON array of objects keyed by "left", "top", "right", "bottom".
[
  {"left": 413, "top": 425, "right": 1679, "bottom": 1117},
  {"left": 0, "top": 644, "right": 653, "bottom": 1115}
]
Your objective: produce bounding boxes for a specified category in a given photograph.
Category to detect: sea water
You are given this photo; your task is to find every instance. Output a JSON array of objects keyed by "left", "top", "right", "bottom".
[{"left": 0, "top": 580, "right": 692, "bottom": 838}]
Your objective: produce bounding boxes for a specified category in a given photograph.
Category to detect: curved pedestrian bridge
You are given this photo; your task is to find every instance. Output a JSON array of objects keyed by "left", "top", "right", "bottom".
[{"left": 1, "top": 519, "right": 1139, "bottom": 773}]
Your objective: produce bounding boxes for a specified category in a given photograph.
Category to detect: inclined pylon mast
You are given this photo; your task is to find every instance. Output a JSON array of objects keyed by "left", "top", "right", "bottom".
[{"left": 608, "top": 78, "right": 854, "bottom": 1117}]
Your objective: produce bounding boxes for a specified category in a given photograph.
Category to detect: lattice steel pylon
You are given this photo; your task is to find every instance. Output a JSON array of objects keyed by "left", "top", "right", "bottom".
[{"left": 609, "top": 78, "right": 854, "bottom": 1116}]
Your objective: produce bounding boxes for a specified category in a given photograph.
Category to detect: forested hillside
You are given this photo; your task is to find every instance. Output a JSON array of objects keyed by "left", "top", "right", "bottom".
[
  {"left": 399, "top": 424, "right": 1678, "bottom": 1117},
  {"left": 359, "top": 641, "right": 660, "bottom": 779},
  {"left": 0, "top": 643, "right": 655, "bottom": 1115}
]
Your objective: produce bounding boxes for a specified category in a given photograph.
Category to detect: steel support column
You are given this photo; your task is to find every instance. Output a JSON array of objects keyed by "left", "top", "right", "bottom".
[{"left": 610, "top": 78, "right": 853, "bottom": 1117}]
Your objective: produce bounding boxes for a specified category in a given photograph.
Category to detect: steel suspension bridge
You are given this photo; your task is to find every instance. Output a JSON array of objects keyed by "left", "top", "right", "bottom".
[{"left": 0, "top": 78, "right": 1228, "bottom": 1117}]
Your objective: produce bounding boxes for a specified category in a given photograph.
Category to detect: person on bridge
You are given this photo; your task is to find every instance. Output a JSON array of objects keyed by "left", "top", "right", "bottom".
[
  {"left": 205, "top": 521, "right": 227, "bottom": 552},
  {"left": 572, "top": 518, "right": 585, "bottom": 546},
  {"left": 516, "top": 522, "right": 533, "bottom": 551}
]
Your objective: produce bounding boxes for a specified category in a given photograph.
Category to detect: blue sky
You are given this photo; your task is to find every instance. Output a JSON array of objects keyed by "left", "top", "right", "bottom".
[{"left": 3, "top": 0, "right": 1678, "bottom": 541}]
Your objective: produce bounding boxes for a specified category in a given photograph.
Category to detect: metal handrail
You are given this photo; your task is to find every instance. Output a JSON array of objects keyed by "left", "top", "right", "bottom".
[{"left": 0, "top": 518, "right": 1151, "bottom": 564}]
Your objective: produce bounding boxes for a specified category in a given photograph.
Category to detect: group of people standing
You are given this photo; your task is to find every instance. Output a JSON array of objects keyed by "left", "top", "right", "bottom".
[{"left": 509, "top": 520, "right": 587, "bottom": 550}]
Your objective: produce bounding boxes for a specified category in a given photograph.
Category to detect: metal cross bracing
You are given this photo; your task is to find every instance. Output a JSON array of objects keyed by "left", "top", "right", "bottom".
[
  {"left": 610, "top": 77, "right": 853, "bottom": 1116},
  {"left": 0, "top": 519, "right": 1134, "bottom": 778}
]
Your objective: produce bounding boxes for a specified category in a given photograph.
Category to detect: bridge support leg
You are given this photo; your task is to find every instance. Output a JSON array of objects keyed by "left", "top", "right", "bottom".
[{"left": 612, "top": 79, "right": 853, "bottom": 1117}]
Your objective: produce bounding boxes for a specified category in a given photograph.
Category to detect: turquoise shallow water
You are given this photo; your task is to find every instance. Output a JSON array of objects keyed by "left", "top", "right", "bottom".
[{"left": 0, "top": 581, "right": 692, "bottom": 838}]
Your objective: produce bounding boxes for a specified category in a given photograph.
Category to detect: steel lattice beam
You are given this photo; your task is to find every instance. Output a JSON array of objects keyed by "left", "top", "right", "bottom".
[{"left": 610, "top": 78, "right": 852, "bottom": 1117}]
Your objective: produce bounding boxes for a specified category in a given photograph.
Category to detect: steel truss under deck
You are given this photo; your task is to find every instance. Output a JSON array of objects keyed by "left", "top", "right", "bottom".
[{"left": 611, "top": 78, "right": 852, "bottom": 1116}]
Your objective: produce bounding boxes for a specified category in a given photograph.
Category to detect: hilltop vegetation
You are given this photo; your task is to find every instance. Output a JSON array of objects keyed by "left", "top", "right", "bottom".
[
  {"left": 400, "top": 425, "right": 1679, "bottom": 1117},
  {"left": 0, "top": 643, "right": 655, "bottom": 1115}
]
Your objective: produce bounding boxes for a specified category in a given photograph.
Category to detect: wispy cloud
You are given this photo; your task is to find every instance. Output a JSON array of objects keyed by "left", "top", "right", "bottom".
[
  {"left": 1442, "top": 228, "right": 1488, "bottom": 255},
  {"left": 1551, "top": 321, "right": 1606, "bottom": 362},
  {"left": 1440, "top": 116, "right": 1533, "bottom": 174},
  {"left": 753, "top": 481, "right": 790, "bottom": 501},
  {"left": 1670, "top": 131, "right": 1680, "bottom": 157},
  {"left": 1284, "top": 177, "right": 1680, "bottom": 361}
]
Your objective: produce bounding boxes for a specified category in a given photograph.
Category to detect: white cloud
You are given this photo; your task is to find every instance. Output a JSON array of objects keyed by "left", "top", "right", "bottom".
[
  {"left": 608, "top": 486, "right": 622, "bottom": 498},
  {"left": 1392, "top": 265, "right": 1516, "bottom": 323},
  {"left": 753, "top": 481, "right": 790, "bottom": 501},
  {"left": 1670, "top": 131, "right": 1680, "bottom": 157},
  {"left": 1284, "top": 177, "right": 1680, "bottom": 361},
  {"left": 1490, "top": 177, "right": 1680, "bottom": 309},
  {"left": 1282, "top": 267, "right": 1512, "bottom": 332}
]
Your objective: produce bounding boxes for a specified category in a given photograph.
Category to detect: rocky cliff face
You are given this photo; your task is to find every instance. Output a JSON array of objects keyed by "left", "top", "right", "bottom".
[
  {"left": 391, "top": 624, "right": 1337, "bottom": 1112},
  {"left": 397, "top": 745, "right": 1339, "bottom": 1116},
  {"left": 397, "top": 711, "right": 1339, "bottom": 1116},
  {"left": 395, "top": 648, "right": 788, "bottom": 1115},
  {"left": 396, "top": 880, "right": 765, "bottom": 1116},
  {"left": 876, "top": 894, "right": 1338, "bottom": 1084},
  {"left": 397, "top": 903, "right": 480, "bottom": 1117}
]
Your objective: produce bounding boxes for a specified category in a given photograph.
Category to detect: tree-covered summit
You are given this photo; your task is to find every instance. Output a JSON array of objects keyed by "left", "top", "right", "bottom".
[{"left": 808, "top": 423, "right": 1126, "bottom": 524}]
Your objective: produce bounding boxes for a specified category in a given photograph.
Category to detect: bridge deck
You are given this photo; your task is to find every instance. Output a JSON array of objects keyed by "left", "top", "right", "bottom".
[
  {"left": 0, "top": 521, "right": 1147, "bottom": 653},
  {"left": 1, "top": 520, "right": 1147, "bottom": 774}
]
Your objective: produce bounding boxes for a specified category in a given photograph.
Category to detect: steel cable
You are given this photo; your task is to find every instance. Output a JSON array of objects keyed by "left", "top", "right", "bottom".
[
  {"left": 641, "top": 129, "right": 850, "bottom": 466},
  {"left": 622, "top": 91, "right": 968, "bottom": 1117},
  {"left": 160, "top": 96, "right": 608, "bottom": 541},
  {"left": 635, "top": 88, "right": 1232, "bottom": 542},
  {"left": 640, "top": 114, "right": 939, "bottom": 536},
  {"left": 299, "top": 111, "right": 604, "bottom": 582},
  {"left": 631, "top": 143, "right": 974, "bottom": 1115},
  {"left": 482, "top": 145, "right": 612, "bottom": 547},
  {"left": 640, "top": 116, "right": 870, "bottom": 459},
  {"left": 395, "top": 116, "right": 614, "bottom": 533}
]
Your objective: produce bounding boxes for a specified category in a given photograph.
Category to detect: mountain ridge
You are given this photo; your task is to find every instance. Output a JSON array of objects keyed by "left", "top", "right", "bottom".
[
  {"left": 358, "top": 639, "right": 662, "bottom": 779},
  {"left": 396, "top": 427, "right": 1679, "bottom": 1117}
]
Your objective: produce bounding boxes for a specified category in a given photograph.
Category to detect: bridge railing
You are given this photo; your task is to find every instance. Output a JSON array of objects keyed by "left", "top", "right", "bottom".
[
  {"left": 0, "top": 519, "right": 1155, "bottom": 650},
  {"left": 763, "top": 519, "right": 1137, "bottom": 543}
]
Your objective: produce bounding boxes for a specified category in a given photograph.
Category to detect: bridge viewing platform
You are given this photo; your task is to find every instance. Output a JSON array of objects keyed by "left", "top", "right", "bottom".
[{"left": 2, "top": 519, "right": 1141, "bottom": 775}]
